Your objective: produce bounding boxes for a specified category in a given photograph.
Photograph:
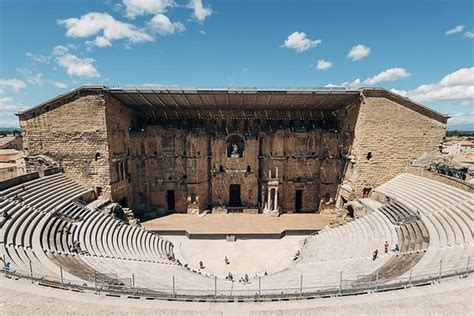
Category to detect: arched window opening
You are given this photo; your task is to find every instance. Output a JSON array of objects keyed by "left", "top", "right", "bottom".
[{"left": 226, "top": 134, "right": 245, "bottom": 158}]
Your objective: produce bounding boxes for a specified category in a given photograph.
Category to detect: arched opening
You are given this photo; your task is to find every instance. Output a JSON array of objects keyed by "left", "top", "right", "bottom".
[
  {"left": 226, "top": 134, "right": 245, "bottom": 158},
  {"left": 246, "top": 165, "right": 251, "bottom": 173}
]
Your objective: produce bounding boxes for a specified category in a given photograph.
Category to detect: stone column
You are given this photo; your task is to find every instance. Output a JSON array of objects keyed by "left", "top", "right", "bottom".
[{"left": 274, "top": 188, "right": 278, "bottom": 211}]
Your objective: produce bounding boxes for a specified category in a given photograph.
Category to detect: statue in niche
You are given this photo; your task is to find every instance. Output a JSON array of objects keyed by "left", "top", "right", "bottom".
[
  {"left": 226, "top": 134, "right": 245, "bottom": 158},
  {"left": 231, "top": 143, "right": 239, "bottom": 158}
]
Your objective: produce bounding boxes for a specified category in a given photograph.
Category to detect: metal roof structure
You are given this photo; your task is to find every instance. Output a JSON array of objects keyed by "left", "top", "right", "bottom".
[
  {"left": 108, "top": 87, "right": 362, "bottom": 118},
  {"left": 16, "top": 86, "right": 448, "bottom": 123}
]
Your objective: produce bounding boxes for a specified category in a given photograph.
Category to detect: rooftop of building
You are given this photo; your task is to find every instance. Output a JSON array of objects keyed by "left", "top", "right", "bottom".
[
  {"left": 445, "top": 140, "right": 474, "bottom": 146},
  {"left": 0, "top": 136, "right": 16, "bottom": 147},
  {"left": 15, "top": 85, "right": 449, "bottom": 123},
  {"left": 0, "top": 149, "right": 23, "bottom": 157}
]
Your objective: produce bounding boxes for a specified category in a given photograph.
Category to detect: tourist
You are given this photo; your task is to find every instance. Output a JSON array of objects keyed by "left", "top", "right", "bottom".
[
  {"left": 74, "top": 241, "right": 82, "bottom": 254},
  {"left": 2, "top": 260, "right": 11, "bottom": 272},
  {"left": 393, "top": 244, "right": 400, "bottom": 252},
  {"left": 244, "top": 274, "right": 249, "bottom": 283},
  {"left": 199, "top": 261, "right": 205, "bottom": 269},
  {"left": 225, "top": 256, "right": 230, "bottom": 265},
  {"left": 21, "top": 184, "right": 26, "bottom": 191},
  {"left": 372, "top": 249, "right": 378, "bottom": 261},
  {"left": 226, "top": 272, "right": 233, "bottom": 281},
  {"left": 384, "top": 241, "right": 389, "bottom": 253}
]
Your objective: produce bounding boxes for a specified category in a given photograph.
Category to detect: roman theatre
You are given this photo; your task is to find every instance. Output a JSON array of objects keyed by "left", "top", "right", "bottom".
[{"left": 1, "top": 86, "right": 472, "bottom": 314}]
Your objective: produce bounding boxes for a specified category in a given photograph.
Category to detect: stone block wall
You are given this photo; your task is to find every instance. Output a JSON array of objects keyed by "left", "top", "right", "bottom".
[
  {"left": 342, "top": 95, "right": 446, "bottom": 197},
  {"left": 105, "top": 94, "right": 136, "bottom": 205},
  {"left": 19, "top": 94, "right": 110, "bottom": 193}
]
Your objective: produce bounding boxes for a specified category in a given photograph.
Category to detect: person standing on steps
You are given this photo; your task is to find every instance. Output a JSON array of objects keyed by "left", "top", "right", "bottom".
[
  {"left": 384, "top": 241, "right": 389, "bottom": 253},
  {"left": 372, "top": 249, "right": 378, "bottom": 261}
]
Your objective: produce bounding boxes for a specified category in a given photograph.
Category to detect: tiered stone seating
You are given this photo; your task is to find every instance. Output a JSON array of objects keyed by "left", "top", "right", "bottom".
[
  {"left": 0, "top": 173, "right": 93, "bottom": 278},
  {"left": 379, "top": 201, "right": 419, "bottom": 225},
  {"left": 375, "top": 173, "right": 474, "bottom": 277},
  {"left": 65, "top": 202, "right": 173, "bottom": 262},
  {"left": 0, "top": 173, "right": 177, "bottom": 286},
  {"left": 1, "top": 171, "right": 472, "bottom": 297}
]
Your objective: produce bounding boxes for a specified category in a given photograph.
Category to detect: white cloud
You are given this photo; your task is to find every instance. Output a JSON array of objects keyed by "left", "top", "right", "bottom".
[
  {"left": 91, "top": 36, "right": 112, "bottom": 47},
  {"left": 0, "top": 79, "right": 27, "bottom": 93},
  {"left": 122, "top": 0, "right": 175, "bottom": 18},
  {"left": 58, "top": 12, "right": 154, "bottom": 47},
  {"left": 325, "top": 79, "right": 362, "bottom": 89},
  {"left": 188, "top": 0, "right": 212, "bottom": 22},
  {"left": 389, "top": 88, "right": 407, "bottom": 96},
  {"left": 448, "top": 112, "right": 474, "bottom": 125},
  {"left": 464, "top": 31, "right": 474, "bottom": 39},
  {"left": 438, "top": 67, "right": 474, "bottom": 86},
  {"left": 26, "top": 52, "right": 50, "bottom": 64},
  {"left": 52, "top": 45, "right": 100, "bottom": 78},
  {"left": 51, "top": 81, "right": 69, "bottom": 89},
  {"left": 199, "top": 30, "right": 206, "bottom": 34},
  {"left": 149, "top": 14, "right": 185, "bottom": 35},
  {"left": 26, "top": 73, "right": 43, "bottom": 86},
  {"left": 364, "top": 68, "right": 411, "bottom": 85},
  {"left": 18, "top": 69, "right": 43, "bottom": 86},
  {"left": 347, "top": 44, "right": 371, "bottom": 61},
  {"left": 325, "top": 68, "right": 411, "bottom": 88},
  {"left": 316, "top": 59, "right": 332, "bottom": 70},
  {"left": 282, "top": 31, "right": 321, "bottom": 53},
  {"left": 445, "top": 25, "right": 464, "bottom": 35},
  {"left": 406, "top": 67, "right": 474, "bottom": 103},
  {"left": 0, "top": 97, "right": 24, "bottom": 127}
]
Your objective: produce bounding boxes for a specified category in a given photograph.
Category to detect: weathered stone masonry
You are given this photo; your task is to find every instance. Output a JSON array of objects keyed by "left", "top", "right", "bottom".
[
  {"left": 19, "top": 91, "right": 111, "bottom": 193},
  {"left": 338, "top": 90, "right": 446, "bottom": 203},
  {"left": 17, "top": 87, "right": 448, "bottom": 215}
]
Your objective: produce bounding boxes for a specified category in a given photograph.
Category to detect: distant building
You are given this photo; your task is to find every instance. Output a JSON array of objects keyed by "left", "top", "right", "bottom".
[
  {"left": 442, "top": 140, "right": 474, "bottom": 156},
  {"left": 0, "top": 135, "right": 22, "bottom": 150},
  {"left": 0, "top": 149, "right": 26, "bottom": 181}
]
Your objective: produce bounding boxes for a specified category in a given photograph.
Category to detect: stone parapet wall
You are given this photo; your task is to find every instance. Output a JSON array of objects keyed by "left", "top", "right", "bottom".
[{"left": 404, "top": 166, "right": 473, "bottom": 193}]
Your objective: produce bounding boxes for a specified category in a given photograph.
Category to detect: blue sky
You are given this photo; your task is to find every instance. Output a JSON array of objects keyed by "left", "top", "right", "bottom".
[{"left": 0, "top": 0, "right": 473, "bottom": 128}]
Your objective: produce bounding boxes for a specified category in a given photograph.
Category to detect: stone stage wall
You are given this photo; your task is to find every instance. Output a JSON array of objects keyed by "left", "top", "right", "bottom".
[{"left": 18, "top": 88, "right": 447, "bottom": 214}]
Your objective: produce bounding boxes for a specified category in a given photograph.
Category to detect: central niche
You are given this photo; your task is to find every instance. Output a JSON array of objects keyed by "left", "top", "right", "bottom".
[{"left": 226, "top": 134, "right": 245, "bottom": 158}]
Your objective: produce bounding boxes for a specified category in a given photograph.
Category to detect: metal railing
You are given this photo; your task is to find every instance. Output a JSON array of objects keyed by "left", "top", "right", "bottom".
[{"left": 2, "top": 257, "right": 472, "bottom": 302}]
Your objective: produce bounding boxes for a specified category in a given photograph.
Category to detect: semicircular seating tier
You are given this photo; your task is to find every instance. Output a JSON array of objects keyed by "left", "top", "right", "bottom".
[
  {"left": 374, "top": 173, "right": 473, "bottom": 279},
  {"left": 0, "top": 172, "right": 472, "bottom": 296},
  {"left": 0, "top": 173, "right": 176, "bottom": 284}
]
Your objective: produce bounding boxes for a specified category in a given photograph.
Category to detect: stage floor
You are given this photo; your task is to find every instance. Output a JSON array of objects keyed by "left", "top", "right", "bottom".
[{"left": 142, "top": 213, "right": 334, "bottom": 237}]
